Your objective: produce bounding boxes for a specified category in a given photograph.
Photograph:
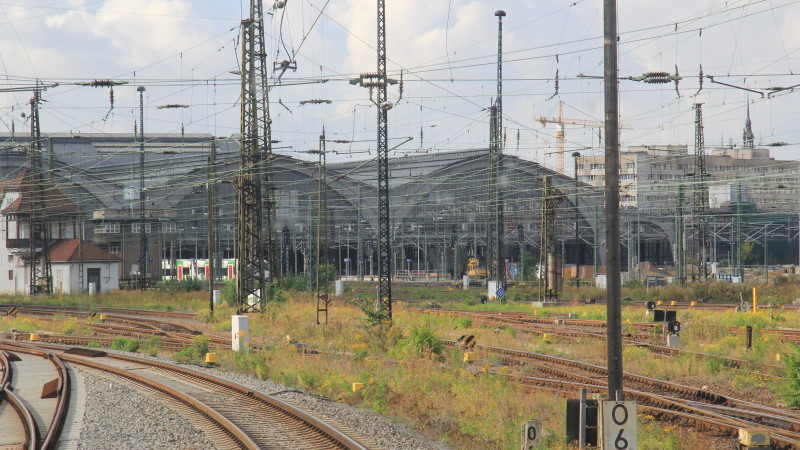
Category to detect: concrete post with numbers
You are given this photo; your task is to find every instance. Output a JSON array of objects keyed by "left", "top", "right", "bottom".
[{"left": 520, "top": 420, "right": 541, "bottom": 449}]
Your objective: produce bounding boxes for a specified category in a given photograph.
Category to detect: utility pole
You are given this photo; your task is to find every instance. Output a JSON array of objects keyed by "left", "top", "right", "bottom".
[
  {"left": 487, "top": 104, "right": 498, "bottom": 281},
  {"left": 357, "top": 184, "right": 363, "bottom": 281},
  {"left": 207, "top": 137, "right": 217, "bottom": 314},
  {"left": 314, "top": 130, "right": 329, "bottom": 324},
  {"left": 675, "top": 185, "right": 685, "bottom": 284},
  {"left": 735, "top": 183, "right": 744, "bottom": 280},
  {"left": 235, "top": 2, "right": 271, "bottom": 314},
  {"left": 517, "top": 224, "right": 524, "bottom": 283},
  {"left": 694, "top": 103, "right": 709, "bottom": 282},
  {"left": 573, "top": 151, "right": 581, "bottom": 289},
  {"left": 604, "top": 0, "right": 624, "bottom": 398},
  {"left": 137, "top": 86, "right": 148, "bottom": 290},
  {"left": 28, "top": 88, "right": 52, "bottom": 296}
]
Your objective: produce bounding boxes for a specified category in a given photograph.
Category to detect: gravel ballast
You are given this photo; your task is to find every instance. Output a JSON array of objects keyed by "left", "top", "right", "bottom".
[
  {"left": 72, "top": 349, "right": 449, "bottom": 450},
  {"left": 74, "top": 366, "right": 216, "bottom": 450}
]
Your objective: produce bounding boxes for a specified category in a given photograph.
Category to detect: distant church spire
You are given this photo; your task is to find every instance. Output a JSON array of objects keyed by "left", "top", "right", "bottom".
[{"left": 743, "top": 103, "right": 754, "bottom": 149}]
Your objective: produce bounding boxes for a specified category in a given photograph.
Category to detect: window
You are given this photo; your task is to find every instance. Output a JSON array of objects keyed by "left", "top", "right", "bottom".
[
  {"left": 132, "top": 223, "right": 152, "bottom": 233},
  {"left": 162, "top": 222, "right": 177, "bottom": 233},
  {"left": 108, "top": 244, "right": 120, "bottom": 255},
  {"left": 590, "top": 164, "right": 604, "bottom": 170},
  {"left": 7, "top": 270, "right": 11, "bottom": 280},
  {"left": 625, "top": 163, "right": 635, "bottom": 169},
  {"left": 96, "top": 222, "right": 120, "bottom": 234},
  {"left": 8, "top": 255, "right": 13, "bottom": 262}
]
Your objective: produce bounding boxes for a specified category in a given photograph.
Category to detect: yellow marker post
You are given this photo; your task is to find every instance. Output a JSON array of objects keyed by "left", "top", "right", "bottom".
[{"left": 753, "top": 287, "right": 758, "bottom": 313}]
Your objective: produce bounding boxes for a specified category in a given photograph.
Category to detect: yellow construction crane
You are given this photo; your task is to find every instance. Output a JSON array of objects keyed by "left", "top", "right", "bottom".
[{"left": 537, "top": 100, "right": 629, "bottom": 173}]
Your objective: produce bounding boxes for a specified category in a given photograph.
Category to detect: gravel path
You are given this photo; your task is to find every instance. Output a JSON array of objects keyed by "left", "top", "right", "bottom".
[{"left": 72, "top": 349, "right": 449, "bottom": 450}]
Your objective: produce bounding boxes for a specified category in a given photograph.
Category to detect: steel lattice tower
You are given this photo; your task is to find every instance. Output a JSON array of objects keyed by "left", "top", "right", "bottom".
[
  {"left": 28, "top": 89, "right": 52, "bottom": 295},
  {"left": 490, "top": 10, "right": 507, "bottom": 288},
  {"left": 693, "top": 103, "right": 709, "bottom": 281},
  {"left": 375, "top": 0, "right": 392, "bottom": 321},
  {"left": 236, "top": 1, "right": 273, "bottom": 313}
]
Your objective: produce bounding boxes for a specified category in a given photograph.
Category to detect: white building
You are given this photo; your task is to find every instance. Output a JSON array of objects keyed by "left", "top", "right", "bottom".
[{"left": 0, "top": 171, "right": 121, "bottom": 294}]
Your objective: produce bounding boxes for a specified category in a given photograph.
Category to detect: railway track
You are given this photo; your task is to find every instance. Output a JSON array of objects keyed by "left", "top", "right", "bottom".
[
  {"left": 0, "top": 340, "right": 368, "bottom": 450},
  {"left": 453, "top": 340, "right": 800, "bottom": 448},
  {"left": 429, "top": 308, "right": 786, "bottom": 379},
  {"left": 4, "top": 305, "right": 230, "bottom": 350},
  {"left": 0, "top": 344, "right": 71, "bottom": 450}
]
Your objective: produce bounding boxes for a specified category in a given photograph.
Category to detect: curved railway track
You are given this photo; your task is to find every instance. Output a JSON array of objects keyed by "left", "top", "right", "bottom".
[
  {"left": 0, "top": 340, "right": 368, "bottom": 450},
  {"left": 0, "top": 345, "right": 71, "bottom": 450}
]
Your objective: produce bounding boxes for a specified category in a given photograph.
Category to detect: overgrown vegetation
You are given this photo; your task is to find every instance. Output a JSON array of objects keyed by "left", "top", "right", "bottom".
[
  {"left": 110, "top": 337, "right": 139, "bottom": 352},
  {"left": 173, "top": 335, "right": 211, "bottom": 363}
]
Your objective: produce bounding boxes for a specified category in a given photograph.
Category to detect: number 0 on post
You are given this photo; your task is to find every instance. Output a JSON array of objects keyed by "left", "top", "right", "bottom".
[{"left": 601, "top": 401, "right": 637, "bottom": 450}]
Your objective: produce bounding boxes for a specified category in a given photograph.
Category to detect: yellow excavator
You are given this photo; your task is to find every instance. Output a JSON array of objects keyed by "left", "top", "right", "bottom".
[{"left": 466, "top": 257, "right": 488, "bottom": 278}]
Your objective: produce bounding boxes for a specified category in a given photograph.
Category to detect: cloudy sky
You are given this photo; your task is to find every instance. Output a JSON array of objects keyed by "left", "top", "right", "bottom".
[{"left": 1, "top": 0, "right": 799, "bottom": 171}]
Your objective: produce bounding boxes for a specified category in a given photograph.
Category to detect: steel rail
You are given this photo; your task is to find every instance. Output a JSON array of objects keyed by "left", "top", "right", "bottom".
[
  {"left": 40, "top": 353, "right": 70, "bottom": 450},
  {"left": 1, "top": 380, "right": 39, "bottom": 450}
]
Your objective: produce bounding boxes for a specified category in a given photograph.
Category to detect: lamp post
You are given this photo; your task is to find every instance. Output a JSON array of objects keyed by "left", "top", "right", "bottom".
[{"left": 572, "top": 151, "right": 581, "bottom": 289}]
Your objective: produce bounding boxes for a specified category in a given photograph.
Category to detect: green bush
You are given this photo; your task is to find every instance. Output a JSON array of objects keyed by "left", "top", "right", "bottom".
[
  {"left": 111, "top": 337, "right": 139, "bottom": 352},
  {"left": 221, "top": 279, "right": 237, "bottom": 306},
  {"left": 408, "top": 326, "right": 443, "bottom": 356},
  {"left": 782, "top": 345, "right": 800, "bottom": 407},
  {"left": 454, "top": 317, "right": 472, "bottom": 329},
  {"left": 174, "top": 335, "right": 211, "bottom": 362}
]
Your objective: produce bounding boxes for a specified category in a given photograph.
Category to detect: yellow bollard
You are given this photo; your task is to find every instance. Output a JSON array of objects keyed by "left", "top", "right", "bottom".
[
  {"left": 690, "top": 301, "right": 697, "bottom": 307},
  {"left": 776, "top": 354, "right": 782, "bottom": 362},
  {"left": 29, "top": 333, "right": 40, "bottom": 341},
  {"left": 352, "top": 382, "right": 364, "bottom": 392},
  {"left": 205, "top": 353, "right": 218, "bottom": 364},
  {"left": 656, "top": 300, "right": 663, "bottom": 306},
  {"left": 752, "top": 288, "right": 758, "bottom": 313},
  {"left": 670, "top": 301, "right": 678, "bottom": 306},
  {"left": 463, "top": 352, "right": 475, "bottom": 362},
  {"left": 99, "top": 314, "right": 107, "bottom": 321}
]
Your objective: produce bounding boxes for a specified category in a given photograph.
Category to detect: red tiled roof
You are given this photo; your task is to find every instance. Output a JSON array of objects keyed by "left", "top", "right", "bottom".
[
  {"left": 48, "top": 239, "right": 120, "bottom": 262},
  {"left": 1, "top": 169, "right": 80, "bottom": 215}
]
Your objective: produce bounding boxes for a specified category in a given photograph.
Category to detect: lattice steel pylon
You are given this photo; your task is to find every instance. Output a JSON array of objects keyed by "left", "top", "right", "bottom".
[
  {"left": 375, "top": 0, "right": 392, "bottom": 322},
  {"left": 235, "top": 1, "right": 273, "bottom": 314},
  {"left": 28, "top": 89, "right": 52, "bottom": 296},
  {"left": 492, "top": 10, "right": 506, "bottom": 289},
  {"left": 693, "top": 103, "right": 709, "bottom": 281}
]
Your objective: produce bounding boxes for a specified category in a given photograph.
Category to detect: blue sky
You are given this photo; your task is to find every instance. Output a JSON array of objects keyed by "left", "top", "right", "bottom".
[{"left": 1, "top": 0, "right": 799, "bottom": 170}]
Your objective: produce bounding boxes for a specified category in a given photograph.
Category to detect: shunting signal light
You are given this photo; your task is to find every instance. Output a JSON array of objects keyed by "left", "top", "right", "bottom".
[{"left": 667, "top": 321, "right": 681, "bottom": 334}]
